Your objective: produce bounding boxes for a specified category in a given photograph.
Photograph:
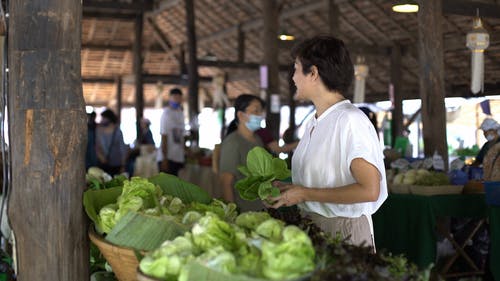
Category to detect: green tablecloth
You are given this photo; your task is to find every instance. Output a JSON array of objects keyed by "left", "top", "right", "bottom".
[{"left": 373, "top": 194, "right": 499, "bottom": 280}]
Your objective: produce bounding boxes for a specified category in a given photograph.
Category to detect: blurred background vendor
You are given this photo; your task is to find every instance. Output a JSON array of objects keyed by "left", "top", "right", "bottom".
[{"left": 473, "top": 118, "right": 500, "bottom": 166}]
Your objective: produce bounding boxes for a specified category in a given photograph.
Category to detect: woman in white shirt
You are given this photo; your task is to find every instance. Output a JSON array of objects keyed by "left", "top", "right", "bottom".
[{"left": 269, "top": 36, "right": 387, "bottom": 251}]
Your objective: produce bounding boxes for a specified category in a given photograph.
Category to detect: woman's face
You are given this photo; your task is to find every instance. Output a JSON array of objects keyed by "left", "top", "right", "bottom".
[
  {"left": 292, "top": 59, "right": 310, "bottom": 100},
  {"left": 239, "top": 99, "right": 264, "bottom": 123}
]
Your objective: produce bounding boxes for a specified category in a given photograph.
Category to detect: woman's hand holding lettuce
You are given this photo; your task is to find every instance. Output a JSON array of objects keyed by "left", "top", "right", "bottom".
[{"left": 235, "top": 147, "right": 291, "bottom": 201}]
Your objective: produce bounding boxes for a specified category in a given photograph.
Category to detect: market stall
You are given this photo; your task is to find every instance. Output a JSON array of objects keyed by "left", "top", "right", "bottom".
[{"left": 373, "top": 193, "right": 499, "bottom": 279}]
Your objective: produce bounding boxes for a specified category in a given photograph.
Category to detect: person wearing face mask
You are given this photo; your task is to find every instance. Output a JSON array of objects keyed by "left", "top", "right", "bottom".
[
  {"left": 472, "top": 118, "right": 500, "bottom": 167},
  {"left": 219, "top": 94, "right": 266, "bottom": 212},
  {"left": 158, "top": 88, "right": 186, "bottom": 176},
  {"left": 96, "top": 109, "right": 127, "bottom": 176}
]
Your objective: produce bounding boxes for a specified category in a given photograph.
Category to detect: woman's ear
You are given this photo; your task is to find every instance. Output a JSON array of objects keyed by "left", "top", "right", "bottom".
[
  {"left": 310, "top": 65, "right": 319, "bottom": 81},
  {"left": 236, "top": 110, "right": 246, "bottom": 122}
]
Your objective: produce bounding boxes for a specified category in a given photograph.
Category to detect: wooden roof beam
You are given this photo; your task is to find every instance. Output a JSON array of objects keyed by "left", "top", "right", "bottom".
[
  {"left": 442, "top": 0, "right": 500, "bottom": 19},
  {"left": 82, "top": 0, "right": 153, "bottom": 14}
]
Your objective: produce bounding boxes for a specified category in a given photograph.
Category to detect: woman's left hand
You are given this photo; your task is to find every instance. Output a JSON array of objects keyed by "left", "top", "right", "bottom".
[{"left": 268, "top": 183, "right": 306, "bottom": 209}]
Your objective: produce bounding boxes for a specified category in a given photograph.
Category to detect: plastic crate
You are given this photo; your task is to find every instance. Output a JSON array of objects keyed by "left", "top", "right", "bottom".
[{"left": 484, "top": 181, "right": 500, "bottom": 206}]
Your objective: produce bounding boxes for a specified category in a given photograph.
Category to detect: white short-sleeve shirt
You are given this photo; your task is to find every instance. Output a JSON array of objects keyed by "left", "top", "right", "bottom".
[
  {"left": 158, "top": 107, "right": 185, "bottom": 163},
  {"left": 292, "top": 100, "right": 388, "bottom": 218}
]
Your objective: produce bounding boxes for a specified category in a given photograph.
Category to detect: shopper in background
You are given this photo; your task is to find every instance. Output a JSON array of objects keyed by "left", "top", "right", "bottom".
[
  {"left": 473, "top": 118, "right": 500, "bottom": 166},
  {"left": 96, "top": 109, "right": 127, "bottom": 176},
  {"left": 268, "top": 36, "right": 387, "bottom": 251},
  {"left": 86, "top": 111, "right": 98, "bottom": 169},
  {"left": 159, "top": 88, "right": 186, "bottom": 176},
  {"left": 219, "top": 94, "right": 266, "bottom": 212}
]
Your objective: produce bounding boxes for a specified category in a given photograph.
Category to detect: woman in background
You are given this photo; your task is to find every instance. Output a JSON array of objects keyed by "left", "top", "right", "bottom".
[{"left": 219, "top": 94, "right": 266, "bottom": 212}]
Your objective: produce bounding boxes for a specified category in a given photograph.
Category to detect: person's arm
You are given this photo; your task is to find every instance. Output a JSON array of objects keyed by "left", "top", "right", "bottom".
[
  {"left": 219, "top": 172, "right": 235, "bottom": 202},
  {"left": 266, "top": 140, "right": 299, "bottom": 154},
  {"left": 270, "top": 158, "right": 381, "bottom": 208}
]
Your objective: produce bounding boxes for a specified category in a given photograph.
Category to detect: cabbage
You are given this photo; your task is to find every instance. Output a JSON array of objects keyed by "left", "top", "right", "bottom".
[
  {"left": 195, "top": 246, "right": 237, "bottom": 274},
  {"left": 255, "top": 218, "right": 284, "bottom": 242},
  {"left": 191, "top": 213, "right": 236, "bottom": 252},
  {"left": 98, "top": 204, "right": 117, "bottom": 233},
  {"left": 140, "top": 235, "right": 195, "bottom": 280},
  {"left": 182, "top": 211, "right": 203, "bottom": 225},
  {"left": 235, "top": 211, "right": 271, "bottom": 230},
  {"left": 261, "top": 238, "right": 315, "bottom": 280}
]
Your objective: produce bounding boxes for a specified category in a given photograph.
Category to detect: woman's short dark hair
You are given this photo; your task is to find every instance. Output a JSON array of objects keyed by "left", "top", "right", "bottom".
[
  {"left": 101, "top": 109, "right": 118, "bottom": 124},
  {"left": 225, "top": 94, "right": 265, "bottom": 137},
  {"left": 291, "top": 35, "right": 354, "bottom": 96}
]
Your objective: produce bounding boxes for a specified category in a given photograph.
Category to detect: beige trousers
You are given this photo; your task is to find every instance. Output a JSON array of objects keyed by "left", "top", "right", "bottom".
[{"left": 304, "top": 211, "right": 375, "bottom": 252}]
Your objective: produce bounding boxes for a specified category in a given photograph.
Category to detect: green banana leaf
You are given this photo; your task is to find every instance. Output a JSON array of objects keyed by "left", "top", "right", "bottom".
[
  {"left": 148, "top": 173, "right": 211, "bottom": 204},
  {"left": 83, "top": 186, "right": 123, "bottom": 229},
  {"left": 105, "top": 211, "right": 189, "bottom": 251}
]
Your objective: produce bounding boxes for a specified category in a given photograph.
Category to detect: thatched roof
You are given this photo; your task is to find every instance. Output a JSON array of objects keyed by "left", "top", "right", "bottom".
[{"left": 81, "top": 0, "right": 500, "bottom": 107}]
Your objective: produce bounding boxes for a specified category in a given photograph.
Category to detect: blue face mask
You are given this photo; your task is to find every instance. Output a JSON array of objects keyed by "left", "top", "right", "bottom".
[
  {"left": 169, "top": 101, "right": 181, "bottom": 109},
  {"left": 245, "top": 114, "right": 264, "bottom": 132}
]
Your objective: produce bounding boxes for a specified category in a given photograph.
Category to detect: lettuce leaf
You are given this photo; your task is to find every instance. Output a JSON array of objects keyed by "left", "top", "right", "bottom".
[{"left": 235, "top": 147, "right": 290, "bottom": 201}]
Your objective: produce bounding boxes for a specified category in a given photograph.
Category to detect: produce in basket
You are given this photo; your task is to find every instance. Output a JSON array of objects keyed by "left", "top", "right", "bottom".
[{"left": 139, "top": 211, "right": 315, "bottom": 281}]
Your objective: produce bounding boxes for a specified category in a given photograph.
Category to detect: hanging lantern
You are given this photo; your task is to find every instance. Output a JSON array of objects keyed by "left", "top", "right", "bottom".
[
  {"left": 353, "top": 56, "right": 369, "bottom": 104},
  {"left": 466, "top": 17, "right": 489, "bottom": 94}
]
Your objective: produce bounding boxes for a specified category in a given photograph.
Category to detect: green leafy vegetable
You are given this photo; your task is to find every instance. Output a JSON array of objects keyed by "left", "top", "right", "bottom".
[
  {"left": 149, "top": 173, "right": 211, "bottom": 204},
  {"left": 235, "top": 147, "right": 291, "bottom": 201}
]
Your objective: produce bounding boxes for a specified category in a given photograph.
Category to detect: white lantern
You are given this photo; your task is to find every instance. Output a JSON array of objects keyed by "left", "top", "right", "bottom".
[
  {"left": 466, "top": 17, "right": 489, "bottom": 94},
  {"left": 353, "top": 56, "right": 369, "bottom": 104}
]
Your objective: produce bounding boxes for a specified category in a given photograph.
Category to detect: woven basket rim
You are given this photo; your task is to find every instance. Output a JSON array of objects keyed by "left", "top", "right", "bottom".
[{"left": 88, "top": 226, "right": 140, "bottom": 281}]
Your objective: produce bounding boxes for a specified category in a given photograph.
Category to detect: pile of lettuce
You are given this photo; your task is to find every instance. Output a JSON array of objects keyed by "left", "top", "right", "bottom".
[
  {"left": 235, "top": 147, "right": 291, "bottom": 201},
  {"left": 139, "top": 211, "right": 315, "bottom": 281}
]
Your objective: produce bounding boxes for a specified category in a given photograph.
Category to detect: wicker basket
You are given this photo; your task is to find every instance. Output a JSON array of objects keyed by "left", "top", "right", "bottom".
[
  {"left": 89, "top": 227, "right": 140, "bottom": 281},
  {"left": 409, "top": 185, "right": 464, "bottom": 196},
  {"left": 388, "top": 184, "right": 411, "bottom": 194}
]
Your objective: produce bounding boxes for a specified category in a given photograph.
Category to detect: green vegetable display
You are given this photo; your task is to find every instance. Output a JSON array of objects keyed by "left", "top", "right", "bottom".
[
  {"left": 140, "top": 211, "right": 316, "bottom": 281},
  {"left": 235, "top": 147, "right": 291, "bottom": 201}
]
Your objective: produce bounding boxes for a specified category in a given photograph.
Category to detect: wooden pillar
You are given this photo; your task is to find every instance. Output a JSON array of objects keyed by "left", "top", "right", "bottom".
[
  {"left": 237, "top": 25, "right": 245, "bottom": 63},
  {"left": 185, "top": 0, "right": 200, "bottom": 133},
  {"left": 391, "top": 45, "right": 404, "bottom": 145},
  {"left": 417, "top": 0, "right": 448, "bottom": 169},
  {"left": 116, "top": 76, "right": 123, "bottom": 122},
  {"left": 328, "top": 0, "right": 340, "bottom": 37},
  {"left": 262, "top": 0, "right": 281, "bottom": 141},
  {"left": 8, "top": 1, "right": 88, "bottom": 280},
  {"left": 133, "top": 14, "right": 144, "bottom": 142}
]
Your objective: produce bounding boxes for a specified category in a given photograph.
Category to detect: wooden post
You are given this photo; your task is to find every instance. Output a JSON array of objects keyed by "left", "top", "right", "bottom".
[
  {"left": 417, "top": 0, "right": 449, "bottom": 169},
  {"left": 262, "top": 0, "right": 281, "bottom": 141},
  {"left": 391, "top": 45, "right": 404, "bottom": 146},
  {"left": 116, "top": 76, "right": 123, "bottom": 122},
  {"left": 185, "top": 0, "right": 200, "bottom": 138},
  {"left": 8, "top": 1, "right": 88, "bottom": 280},
  {"left": 133, "top": 13, "right": 144, "bottom": 143},
  {"left": 328, "top": 0, "right": 340, "bottom": 37}
]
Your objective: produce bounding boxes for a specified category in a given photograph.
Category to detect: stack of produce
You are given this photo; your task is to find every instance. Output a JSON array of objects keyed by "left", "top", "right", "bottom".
[
  {"left": 139, "top": 211, "right": 315, "bottom": 281},
  {"left": 392, "top": 169, "right": 449, "bottom": 186},
  {"left": 268, "top": 208, "right": 430, "bottom": 281}
]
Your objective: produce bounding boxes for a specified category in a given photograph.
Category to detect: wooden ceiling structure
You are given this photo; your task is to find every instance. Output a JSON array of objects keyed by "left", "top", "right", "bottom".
[{"left": 81, "top": 0, "right": 500, "bottom": 108}]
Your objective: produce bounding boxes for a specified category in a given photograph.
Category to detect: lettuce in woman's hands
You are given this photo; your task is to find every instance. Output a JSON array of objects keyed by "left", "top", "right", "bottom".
[{"left": 235, "top": 147, "right": 291, "bottom": 201}]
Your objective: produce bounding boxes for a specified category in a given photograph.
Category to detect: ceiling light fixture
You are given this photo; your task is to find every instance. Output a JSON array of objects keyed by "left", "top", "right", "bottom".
[
  {"left": 278, "top": 29, "right": 295, "bottom": 41},
  {"left": 392, "top": 0, "right": 419, "bottom": 13}
]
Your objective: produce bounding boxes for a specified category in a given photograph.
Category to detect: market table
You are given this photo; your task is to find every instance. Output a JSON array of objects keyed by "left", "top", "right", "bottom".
[{"left": 373, "top": 193, "right": 499, "bottom": 279}]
